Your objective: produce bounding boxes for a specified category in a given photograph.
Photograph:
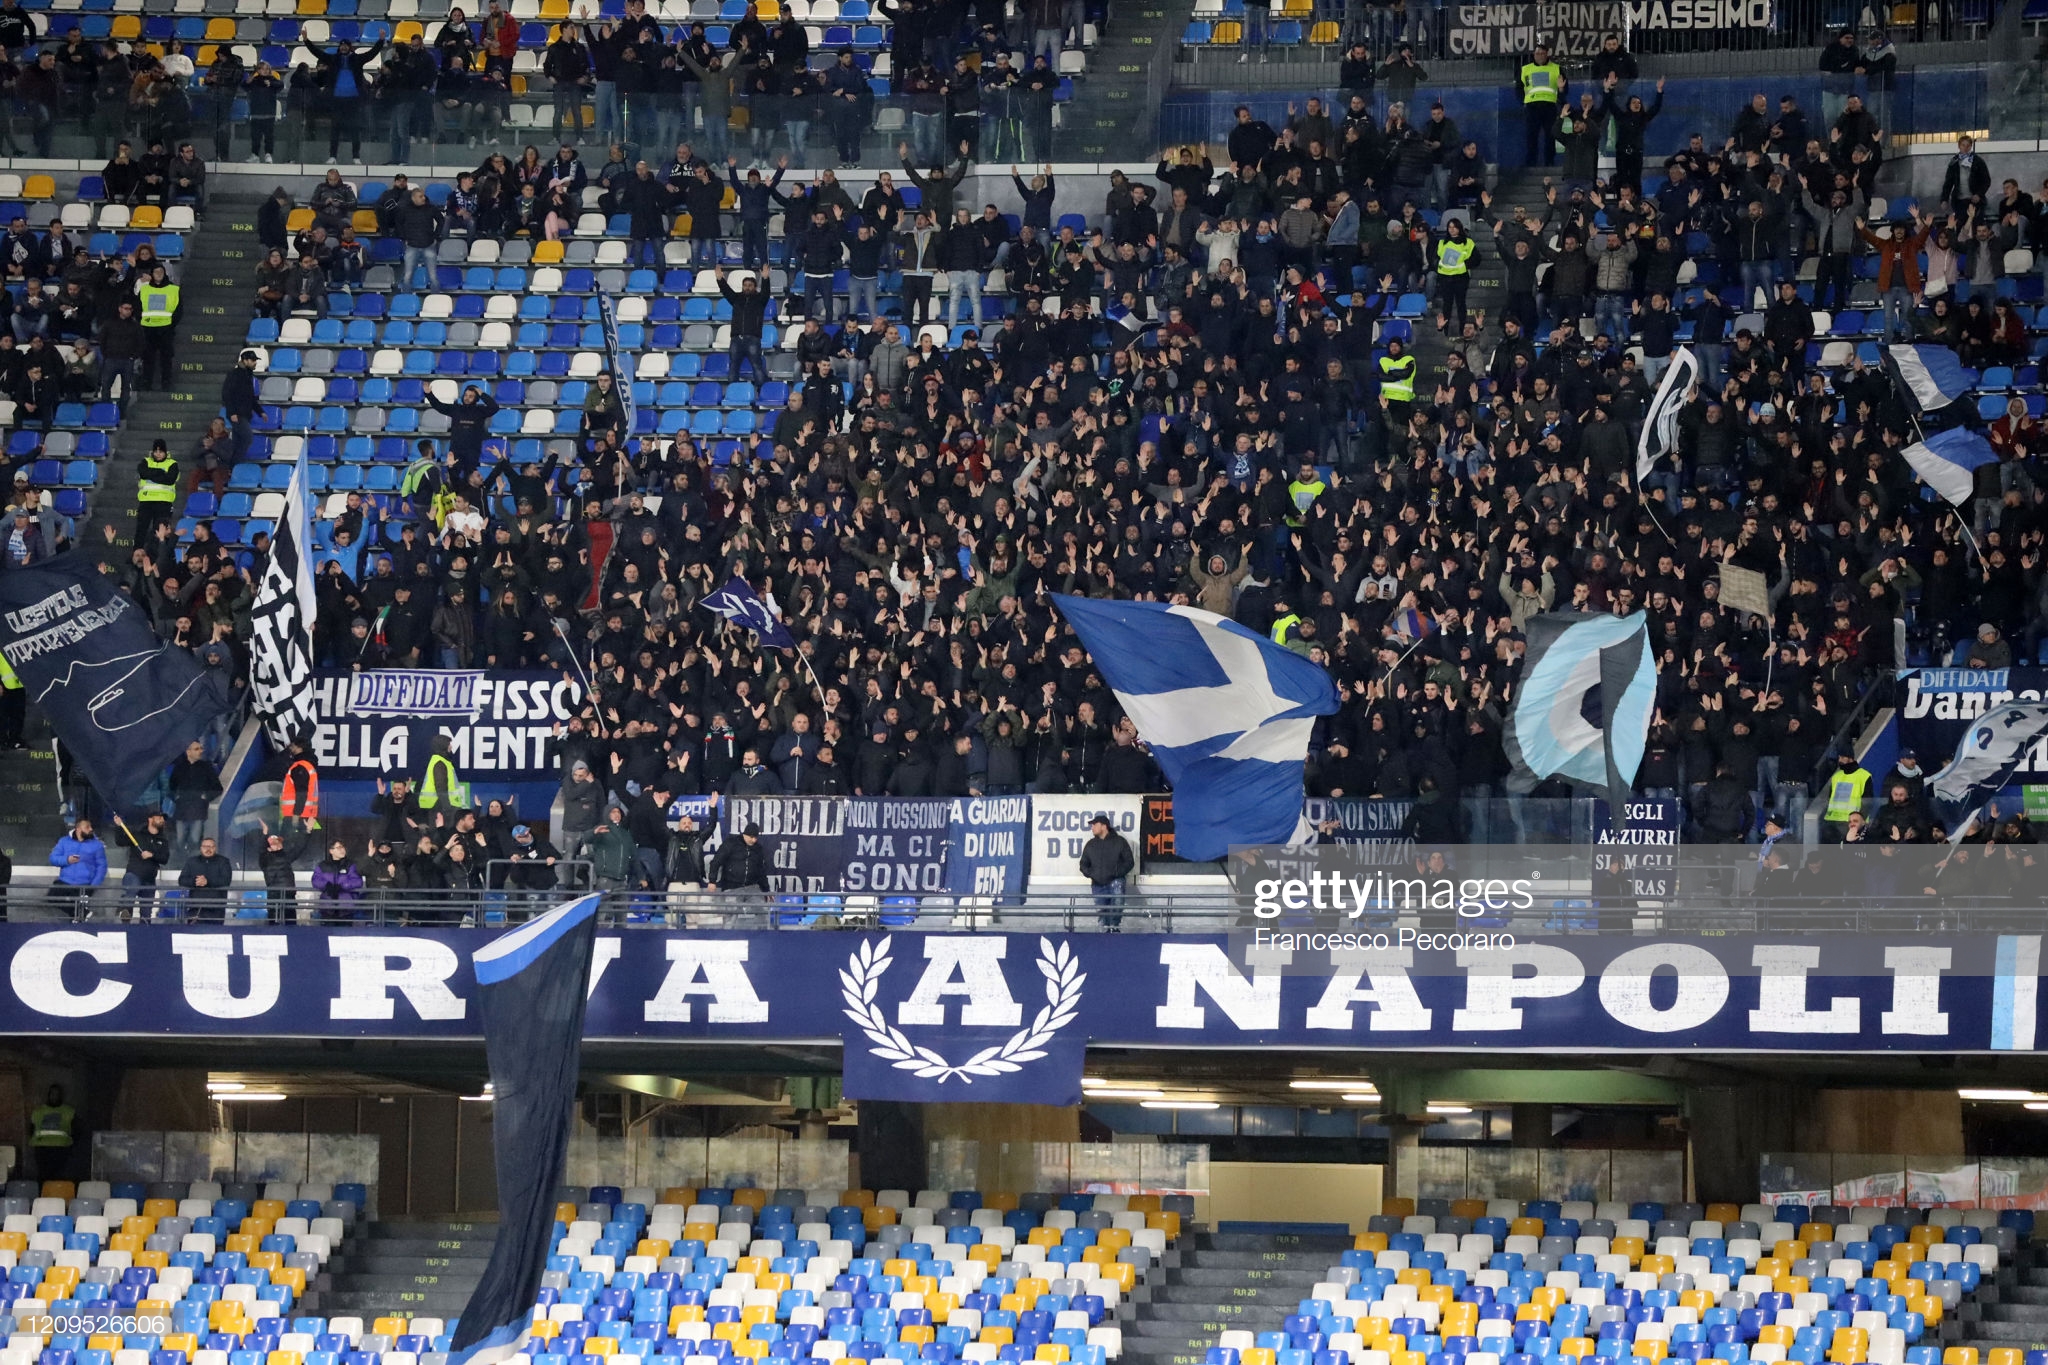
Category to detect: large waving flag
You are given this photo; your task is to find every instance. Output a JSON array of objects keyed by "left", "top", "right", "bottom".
[
  {"left": 1902, "top": 426, "right": 1999, "bottom": 506},
  {"left": 1636, "top": 346, "right": 1698, "bottom": 482},
  {"left": 448, "top": 896, "right": 600, "bottom": 1365},
  {"left": 1503, "top": 612, "right": 1657, "bottom": 809},
  {"left": 1886, "top": 343, "right": 1977, "bottom": 414},
  {"left": 1052, "top": 595, "right": 1340, "bottom": 859},
  {"left": 248, "top": 454, "right": 318, "bottom": 746},
  {"left": 702, "top": 576, "right": 794, "bottom": 648},
  {"left": 1931, "top": 701, "right": 2048, "bottom": 811}
]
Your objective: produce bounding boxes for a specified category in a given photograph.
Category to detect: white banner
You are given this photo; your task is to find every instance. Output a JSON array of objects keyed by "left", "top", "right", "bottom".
[
  {"left": 345, "top": 670, "right": 489, "bottom": 717},
  {"left": 1028, "top": 794, "right": 1144, "bottom": 889}
]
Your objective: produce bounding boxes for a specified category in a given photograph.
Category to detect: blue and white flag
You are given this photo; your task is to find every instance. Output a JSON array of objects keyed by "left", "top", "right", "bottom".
[
  {"left": 1503, "top": 611, "right": 1657, "bottom": 809},
  {"left": 249, "top": 454, "right": 318, "bottom": 747},
  {"left": 702, "top": 576, "right": 794, "bottom": 649},
  {"left": 1902, "top": 425, "right": 1999, "bottom": 506},
  {"left": 1051, "top": 596, "right": 1340, "bottom": 860},
  {"left": 1636, "top": 345, "right": 1698, "bottom": 482},
  {"left": 1930, "top": 701, "right": 2048, "bottom": 811},
  {"left": 1886, "top": 343, "right": 1977, "bottom": 414},
  {"left": 448, "top": 895, "right": 600, "bottom": 1365}
]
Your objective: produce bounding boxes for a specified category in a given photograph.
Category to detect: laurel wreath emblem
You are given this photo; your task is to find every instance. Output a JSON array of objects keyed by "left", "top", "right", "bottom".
[{"left": 839, "top": 935, "right": 1084, "bottom": 1082}]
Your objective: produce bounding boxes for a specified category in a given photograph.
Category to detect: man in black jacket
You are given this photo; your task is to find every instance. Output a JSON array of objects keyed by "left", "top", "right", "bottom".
[
  {"left": 425, "top": 383, "right": 500, "bottom": 477},
  {"left": 711, "top": 821, "right": 772, "bottom": 896},
  {"left": 717, "top": 266, "right": 769, "bottom": 381},
  {"left": 118, "top": 810, "right": 170, "bottom": 921},
  {"left": 178, "top": 837, "right": 236, "bottom": 923},
  {"left": 504, "top": 823, "right": 561, "bottom": 912},
  {"left": 222, "top": 348, "right": 260, "bottom": 464},
  {"left": 308, "top": 39, "right": 385, "bottom": 160},
  {"left": 1078, "top": 813, "right": 1134, "bottom": 929}
]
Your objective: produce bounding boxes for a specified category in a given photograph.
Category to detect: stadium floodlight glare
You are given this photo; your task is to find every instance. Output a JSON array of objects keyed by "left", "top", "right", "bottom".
[
  {"left": 1140, "top": 1100, "right": 1220, "bottom": 1110},
  {"left": 1957, "top": 1089, "right": 2044, "bottom": 1101},
  {"left": 214, "top": 1092, "right": 287, "bottom": 1102},
  {"left": 1341, "top": 1093, "right": 1378, "bottom": 1103},
  {"left": 1082, "top": 1087, "right": 1166, "bottom": 1099},
  {"left": 1290, "top": 1080, "right": 1376, "bottom": 1092},
  {"left": 205, "top": 1080, "right": 246, "bottom": 1092},
  {"left": 1426, "top": 1102, "right": 1474, "bottom": 1115},
  {"left": 2025, "top": 1102, "right": 2048, "bottom": 1111}
]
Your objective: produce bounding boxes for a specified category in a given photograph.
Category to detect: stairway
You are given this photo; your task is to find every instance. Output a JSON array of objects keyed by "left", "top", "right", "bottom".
[
  {"left": 1122, "top": 1230, "right": 1353, "bottom": 1365},
  {"left": 102, "top": 191, "right": 267, "bottom": 552},
  {"left": 1399, "top": 167, "right": 1538, "bottom": 392},
  {"left": 1961, "top": 1243, "right": 2044, "bottom": 1356},
  {"left": 307, "top": 1218, "right": 501, "bottom": 1318},
  {"left": 1054, "top": 7, "right": 1187, "bottom": 161}
]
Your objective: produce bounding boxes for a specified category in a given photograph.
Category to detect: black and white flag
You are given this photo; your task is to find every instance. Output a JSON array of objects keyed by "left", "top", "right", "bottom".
[
  {"left": 249, "top": 458, "right": 317, "bottom": 747},
  {"left": 1636, "top": 346, "right": 1699, "bottom": 482}
]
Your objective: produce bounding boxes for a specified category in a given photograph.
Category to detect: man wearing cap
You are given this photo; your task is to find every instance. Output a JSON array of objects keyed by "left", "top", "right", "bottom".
[
  {"left": 505, "top": 823, "right": 562, "bottom": 915},
  {"left": 1077, "top": 813, "right": 1134, "bottom": 931}
]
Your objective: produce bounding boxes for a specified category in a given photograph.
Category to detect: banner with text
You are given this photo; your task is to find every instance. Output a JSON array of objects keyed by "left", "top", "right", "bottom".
[
  {"left": 1028, "top": 795, "right": 1145, "bottom": 889},
  {"left": 0, "top": 930, "right": 2041, "bottom": 1057},
  {"left": 308, "top": 671, "right": 584, "bottom": 780},
  {"left": 1897, "top": 668, "right": 2048, "bottom": 789}
]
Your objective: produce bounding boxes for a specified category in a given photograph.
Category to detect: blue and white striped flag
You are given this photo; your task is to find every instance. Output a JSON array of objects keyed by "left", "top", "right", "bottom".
[
  {"left": 1902, "top": 425, "right": 1999, "bottom": 506},
  {"left": 1051, "top": 596, "right": 1340, "bottom": 859},
  {"left": 1636, "top": 346, "right": 1697, "bottom": 482},
  {"left": 1886, "top": 343, "right": 1977, "bottom": 414},
  {"left": 448, "top": 895, "right": 600, "bottom": 1365}
]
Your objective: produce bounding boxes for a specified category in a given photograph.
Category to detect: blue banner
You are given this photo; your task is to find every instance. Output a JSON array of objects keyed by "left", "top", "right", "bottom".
[
  {"left": 1, "top": 928, "right": 2040, "bottom": 1058},
  {"left": 945, "top": 797, "right": 1031, "bottom": 897}
]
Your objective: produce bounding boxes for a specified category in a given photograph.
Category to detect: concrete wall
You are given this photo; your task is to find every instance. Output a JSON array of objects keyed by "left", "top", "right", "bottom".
[{"left": 1205, "top": 1160, "right": 1382, "bottom": 1231}]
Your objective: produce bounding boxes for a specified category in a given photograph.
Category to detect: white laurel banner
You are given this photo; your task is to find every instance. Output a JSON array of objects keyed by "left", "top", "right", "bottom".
[{"left": 839, "top": 935, "right": 1084, "bottom": 1083}]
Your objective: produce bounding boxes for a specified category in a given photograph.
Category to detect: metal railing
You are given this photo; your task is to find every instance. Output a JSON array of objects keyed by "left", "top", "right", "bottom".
[{"left": 13, "top": 885, "right": 2048, "bottom": 932}]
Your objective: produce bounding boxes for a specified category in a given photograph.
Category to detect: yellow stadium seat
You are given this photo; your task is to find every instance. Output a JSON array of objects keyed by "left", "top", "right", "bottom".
[
  {"left": 1381, "top": 1198, "right": 1416, "bottom": 1218},
  {"left": 40, "top": 1182, "right": 74, "bottom": 1200},
  {"left": 111, "top": 15, "right": 142, "bottom": 37},
  {"left": 298, "top": 0, "right": 327, "bottom": 11},
  {"left": 1755, "top": 1259, "right": 1787, "bottom": 1280},
  {"left": 883, "top": 1259, "right": 918, "bottom": 1278},
  {"left": 22, "top": 176, "right": 53, "bottom": 201},
  {"left": 1148, "top": 1212, "right": 1181, "bottom": 1239},
  {"left": 393, "top": 20, "right": 424, "bottom": 41},
  {"left": 1641, "top": 1256, "right": 1675, "bottom": 1277},
  {"left": 372, "top": 1320, "right": 408, "bottom": 1339},
  {"left": 1099, "top": 1264, "right": 1135, "bottom": 1293},
  {"left": 109, "top": 1234, "right": 142, "bottom": 1255},
  {"left": 1773, "top": 1277, "right": 1809, "bottom": 1296},
  {"left": 739, "top": 1307, "right": 773, "bottom": 1329},
  {"left": 1828, "top": 1329, "right": 1868, "bottom": 1364},
  {"left": 90, "top": 1335, "right": 124, "bottom": 1353},
  {"left": 1772, "top": 1241, "right": 1807, "bottom": 1262},
  {"left": 554, "top": 1202, "right": 578, "bottom": 1222},
  {"left": 1800, "top": 1224, "right": 1833, "bottom": 1243},
  {"left": 161, "top": 1336, "right": 199, "bottom": 1356},
  {"left": 1705, "top": 1204, "right": 1740, "bottom": 1223},
  {"left": 1679, "top": 1290, "right": 1715, "bottom": 1314},
  {"left": 682, "top": 1222, "right": 717, "bottom": 1242},
  {"left": 252, "top": 1200, "right": 286, "bottom": 1221},
  {"left": 1353, "top": 1231, "right": 1387, "bottom": 1252},
  {"left": 540, "top": 0, "right": 571, "bottom": 16},
  {"left": 1036, "top": 1348, "right": 1069, "bottom": 1363},
  {"left": 1912, "top": 1295, "right": 1943, "bottom": 1326},
  {"left": 1397, "top": 1269, "right": 1432, "bottom": 1288},
  {"left": 636, "top": 1238, "right": 671, "bottom": 1260},
  {"left": 967, "top": 1246, "right": 1000, "bottom": 1268},
  {"left": 1559, "top": 1340, "right": 1595, "bottom": 1360},
  {"left": 249, "top": 1252, "right": 282, "bottom": 1272},
  {"left": 136, "top": 1251, "right": 169, "bottom": 1272},
  {"left": 225, "top": 1235, "right": 259, "bottom": 1255},
  {"left": 142, "top": 1198, "right": 177, "bottom": 1218},
  {"left": 980, "top": 1329, "right": 1014, "bottom": 1346},
  {"left": 1893, "top": 1243, "right": 1927, "bottom": 1264},
  {"left": 986, "top": 1193, "right": 1019, "bottom": 1212},
  {"left": 123, "top": 1215, "right": 158, "bottom": 1237},
  {"left": 1987, "top": 1350, "right": 2021, "bottom": 1365},
  {"left": 864, "top": 1206, "right": 898, "bottom": 1230},
  {"left": 1514, "top": 1303, "right": 1550, "bottom": 1323},
  {"left": 899, "top": 1328, "right": 935, "bottom": 1347},
  {"left": 1018, "top": 1277, "right": 1049, "bottom": 1300},
  {"left": 531, "top": 1323, "right": 562, "bottom": 1341},
  {"left": 760, "top": 1273, "right": 791, "bottom": 1293},
  {"left": 1099, "top": 1228, "right": 1132, "bottom": 1252},
  {"left": 756, "top": 0, "right": 778, "bottom": 14},
  {"left": 731, "top": 1343, "right": 768, "bottom": 1361},
  {"left": 1758, "top": 1328, "right": 1794, "bottom": 1348},
  {"left": 711, "top": 1323, "right": 744, "bottom": 1343},
  {"left": 660, "top": 1187, "right": 697, "bottom": 1205},
  {"left": 901, "top": 1276, "right": 934, "bottom": 1295},
  {"left": 841, "top": 1189, "right": 874, "bottom": 1206},
  {"left": 925, "top": 1294, "right": 958, "bottom": 1322},
  {"left": 589, "top": 1335, "right": 621, "bottom": 1352},
  {"left": 1943, "top": 1351, "right": 1979, "bottom": 1365},
  {"left": 42, "top": 1268, "right": 77, "bottom": 1292},
  {"left": 1612, "top": 1237, "right": 1646, "bottom": 1264},
  {"left": 269, "top": 1351, "right": 303, "bottom": 1365},
  {"left": 1242, "top": 1352, "right": 1276, "bottom": 1365},
  {"left": 1637, "top": 1341, "right": 1669, "bottom": 1363},
  {"left": 1028, "top": 1228, "right": 1062, "bottom": 1247},
  {"left": 1419, "top": 1286, "right": 1453, "bottom": 1311},
  {"left": 0, "top": 1232, "right": 23, "bottom": 1254},
  {"left": 1125, "top": 1195, "right": 1158, "bottom": 1214},
  {"left": 732, "top": 1188, "right": 767, "bottom": 1208},
  {"left": 735, "top": 1257, "right": 769, "bottom": 1276},
  {"left": 1391, "top": 1353, "right": 1426, "bottom": 1365}
]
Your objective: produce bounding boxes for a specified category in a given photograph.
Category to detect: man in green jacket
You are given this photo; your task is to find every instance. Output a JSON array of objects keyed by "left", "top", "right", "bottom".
[{"left": 575, "top": 803, "right": 639, "bottom": 891}]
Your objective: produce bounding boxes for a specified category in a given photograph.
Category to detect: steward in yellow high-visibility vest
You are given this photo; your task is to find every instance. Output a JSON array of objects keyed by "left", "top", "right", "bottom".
[
  {"left": 1286, "top": 461, "right": 1326, "bottom": 528},
  {"left": 1378, "top": 338, "right": 1416, "bottom": 414},
  {"left": 1518, "top": 43, "right": 1564, "bottom": 169},
  {"left": 1434, "top": 222, "right": 1477, "bottom": 333},
  {"left": 29, "top": 1084, "right": 73, "bottom": 1183},
  {"left": 0, "top": 649, "right": 23, "bottom": 751},
  {"left": 137, "top": 264, "right": 181, "bottom": 394},
  {"left": 417, "top": 737, "right": 470, "bottom": 811},
  {"left": 1823, "top": 754, "right": 1871, "bottom": 837},
  {"left": 137, "top": 437, "right": 179, "bottom": 536}
]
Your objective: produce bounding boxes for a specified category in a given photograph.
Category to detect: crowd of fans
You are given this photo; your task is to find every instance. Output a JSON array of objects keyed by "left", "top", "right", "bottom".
[
  {"left": 0, "top": 0, "right": 1087, "bottom": 168},
  {"left": 5, "top": 10, "right": 2047, "bottom": 899}
]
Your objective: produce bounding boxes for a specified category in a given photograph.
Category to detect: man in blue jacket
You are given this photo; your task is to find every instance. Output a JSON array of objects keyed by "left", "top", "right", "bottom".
[{"left": 48, "top": 817, "right": 105, "bottom": 918}]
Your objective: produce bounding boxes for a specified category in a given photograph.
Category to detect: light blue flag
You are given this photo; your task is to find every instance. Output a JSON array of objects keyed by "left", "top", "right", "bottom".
[
  {"left": 1503, "top": 611, "right": 1657, "bottom": 808},
  {"left": 1931, "top": 701, "right": 2048, "bottom": 811},
  {"left": 1902, "top": 425, "right": 1999, "bottom": 506},
  {"left": 1051, "top": 596, "right": 1341, "bottom": 859},
  {"left": 1886, "top": 343, "right": 1977, "bottom": 414}
]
